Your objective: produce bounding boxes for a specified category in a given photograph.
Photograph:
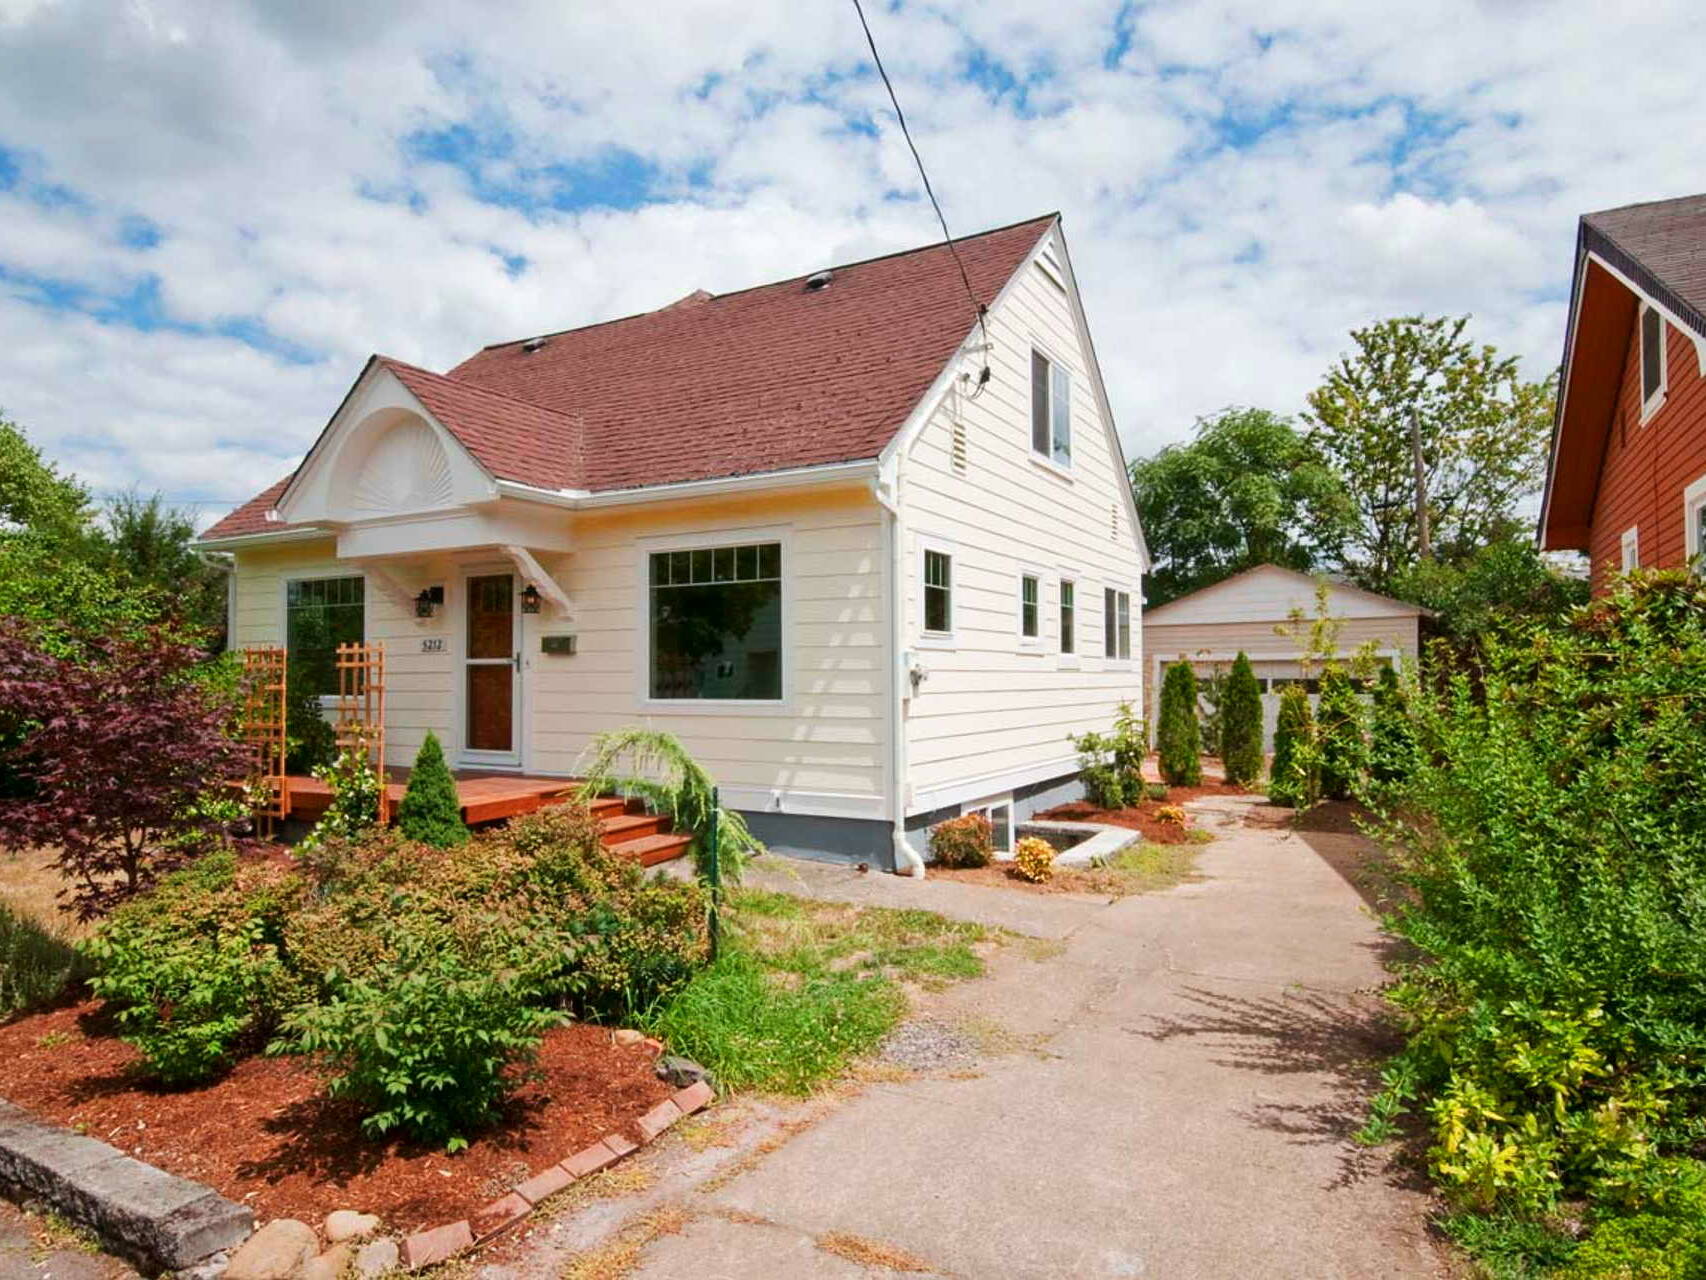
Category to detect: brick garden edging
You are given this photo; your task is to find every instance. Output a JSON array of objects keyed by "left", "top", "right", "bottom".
[
  {"left": 401, "top": 1079, "right": 714, "bottom": 1271},
  {"left": 0, "top": 1097, "right": 253, "bottom": 1273}
]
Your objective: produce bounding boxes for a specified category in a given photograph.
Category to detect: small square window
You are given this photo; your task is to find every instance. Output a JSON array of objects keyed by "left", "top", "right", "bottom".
[
  {"left": 924, "top": 550, "right": 952, "bottom": 634},
  {"left": 1020, "top": 574, "right": 1039, "bottom": 639}
]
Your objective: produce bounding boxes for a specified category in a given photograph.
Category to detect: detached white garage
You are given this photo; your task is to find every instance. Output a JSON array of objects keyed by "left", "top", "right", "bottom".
[{"left": 1141, "top": 565, "right": 1427, "bottom": 749}]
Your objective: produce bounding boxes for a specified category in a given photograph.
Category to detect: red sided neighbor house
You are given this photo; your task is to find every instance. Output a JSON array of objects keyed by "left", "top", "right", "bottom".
[
  {"left": 199, "top": 216, "right": 1148, "bottom": 873},
  {"left": 1539, "top": 193, "right": 1706, "bottom": 588}
]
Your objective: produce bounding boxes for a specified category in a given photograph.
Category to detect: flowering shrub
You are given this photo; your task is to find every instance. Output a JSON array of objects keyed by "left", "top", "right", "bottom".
[
  {"left": 929, "top": 813, "right": 992, "bottom": 869},
  {"left": 1012, "top": 836, "right": 1055, "bottom": 883},
  {"left": 1155, "top": 804, "right": 1188, "bottom": 826},
  {"left": 297, "top": 738, "right": 382, "bottom": 856}
]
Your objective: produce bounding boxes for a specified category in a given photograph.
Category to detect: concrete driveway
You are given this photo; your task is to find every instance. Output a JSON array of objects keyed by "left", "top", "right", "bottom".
[{"left": 510, "top": 796, "right": 1445, "bottom": 1279}]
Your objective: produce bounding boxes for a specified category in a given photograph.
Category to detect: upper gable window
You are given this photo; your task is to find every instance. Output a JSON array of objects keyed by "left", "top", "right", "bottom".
[
  {"left": 1620, "top": 525, "right": 1640, "bottom": 572},
  {"left": 1030, "top": 349, "right": 1072, "bottom": 467},
  {"left": 1640, "top": 304, "right": 1667, "bottom": 420}
]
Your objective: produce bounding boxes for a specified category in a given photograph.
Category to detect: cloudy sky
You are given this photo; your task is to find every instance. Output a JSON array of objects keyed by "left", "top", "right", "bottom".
[{"left": 0, "top": 0, "right": 1698, "bottom": 524}]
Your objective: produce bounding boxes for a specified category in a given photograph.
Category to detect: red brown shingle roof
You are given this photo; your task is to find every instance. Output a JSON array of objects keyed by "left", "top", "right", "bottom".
[{"left": 200, "top": 214, "right": 1054, "bottom": 541}]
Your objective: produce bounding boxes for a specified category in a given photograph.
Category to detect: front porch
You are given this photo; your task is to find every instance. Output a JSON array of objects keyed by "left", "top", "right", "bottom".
[{"left": 283, "top": 769, "right": 693, "bottom": 866}]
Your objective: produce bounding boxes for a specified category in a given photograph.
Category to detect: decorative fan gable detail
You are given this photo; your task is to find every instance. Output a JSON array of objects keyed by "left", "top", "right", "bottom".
[{"left": 350, "top": 420, "right": 457, "bottom": 514}]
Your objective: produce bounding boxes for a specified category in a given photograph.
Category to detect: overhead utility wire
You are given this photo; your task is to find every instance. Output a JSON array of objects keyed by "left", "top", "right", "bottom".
[{"left": 850, "top": 0, "right": 992, "bottom": 392}]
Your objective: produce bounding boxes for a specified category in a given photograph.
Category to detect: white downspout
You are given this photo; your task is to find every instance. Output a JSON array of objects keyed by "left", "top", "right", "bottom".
[{"left": 873, "top": 460, "right": 925, "bottom": 878}]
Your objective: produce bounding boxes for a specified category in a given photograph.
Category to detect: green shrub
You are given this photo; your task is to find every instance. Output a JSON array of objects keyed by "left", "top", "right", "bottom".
[
  {"left": 276, "top": 930, "right": 565, "bottom": 1151},
  {"left": 929, "top": 813, "right": 992, "bottom": 868},
  {"left": 1218, "top": 651, "right": 1263, "bottom": 786},
  {"left": 0, "top": 901, "right": 87, "bottom": 1017},
  {"left": 396, "top": 731, "right": 467, "bottom": 848},
  {"left": 1012, "top": 836, "right": 1055, "bottom": 883},
  {"left": 1366, "top": 664, "right": 1418, "bottom": 789},
  {"left": 1267, "top": 685, "right": 1315, "bottom": 807},
  {"left": 1362, "top": 573, "right": 1706, "bottom": 1238},
  {"left": 284, "top": 674, "right": 336, "bottom": 776},
  {"left": 1315, "top": 665, "right": 1366, "bottom": 801},
  {"left": 298, "top": 740, "right": 382, "bottom": 855},
  {"left": 84, "top": 853, "right": 303, "bottom": 1083},
  {"left": 1145, "top": 781, "right": 1169, "bottom": 803},
  {"left": 1555, "top": 1214, "right": 1706, "bottom": 1280},
  {"left": 1070, "top": 701, "right": 1147, "bottom": 809},
  {"left": 1156, "top": 661, "right": 1202, "bottom": 786}
]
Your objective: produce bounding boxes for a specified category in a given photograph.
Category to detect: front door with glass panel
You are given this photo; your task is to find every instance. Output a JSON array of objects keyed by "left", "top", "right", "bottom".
[{"left": 464, "top": 573, "right": 519, "bottom": 764}]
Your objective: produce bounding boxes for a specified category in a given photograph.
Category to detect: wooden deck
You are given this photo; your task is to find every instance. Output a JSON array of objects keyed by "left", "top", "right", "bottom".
[{"left": 281, "top": 770, "right": 692, "bottom": 866}]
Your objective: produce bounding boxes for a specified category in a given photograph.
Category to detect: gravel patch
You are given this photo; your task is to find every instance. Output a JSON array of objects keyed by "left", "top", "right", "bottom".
[{"left": 877, "top": 1019, "right": 979, "bottom": 1072}]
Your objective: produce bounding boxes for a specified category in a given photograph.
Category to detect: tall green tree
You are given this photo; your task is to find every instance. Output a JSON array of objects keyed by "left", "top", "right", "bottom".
[
  {"left": 1268, "top": 684, "right": 1315, "bottom": 808},
  {"left": 1156, "top": 661, "right": 1203, "bottom": 786},
  {"left": 0, "top": 416, "right": 92, "bottom": 539},
  {"left": 1130, "top": 407, "right": 1356, "bottom": 607},
  {"left": 1219, "top": 652, "right": 1263, "bottom": 786},
  {"left": 1316, "top": 666, "right": 1367, "bottom": 802},
  {"left": 1303, "top": 316, "right": 1555, "bottom": 593},
  {"left": 93, "top": 491, "right": 229, "bottom": 647}
]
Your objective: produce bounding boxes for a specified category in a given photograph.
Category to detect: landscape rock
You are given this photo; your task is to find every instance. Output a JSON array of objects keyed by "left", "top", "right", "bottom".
[
  {"left": 224, "top": 1218, "right": 317, "bottom": 1280},
  {"left": 611, "top": 1028, "right": 645, "bottom": 1047},
  {"left": 324, "top": 1210, "right": 380, "bottom": 1243},
  {"left": 655, "top": 1055, "right": 713, "bottom": 1089},
  {"left": 301, "top": 1242, "right": 353, "bottom": 1280},
  {"left": 353, "top": 1236, "right": 400, "bottom": 1277}
]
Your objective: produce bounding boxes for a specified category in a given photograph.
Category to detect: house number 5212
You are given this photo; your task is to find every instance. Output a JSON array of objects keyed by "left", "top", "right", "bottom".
[{"left": 421, "top": 638, "right": 445, "bottom": 653}]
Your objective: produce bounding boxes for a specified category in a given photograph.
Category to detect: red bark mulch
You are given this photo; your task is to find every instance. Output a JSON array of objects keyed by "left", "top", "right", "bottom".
[
  {"left": 1037, "top": 781, "right": 1253, "bottom": 842},
  {"left": 0, "top": 1001, "right": 674, "bottom": 1233}
]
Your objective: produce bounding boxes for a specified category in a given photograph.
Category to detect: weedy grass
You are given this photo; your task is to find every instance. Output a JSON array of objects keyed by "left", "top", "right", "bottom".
[
  {"left": 0, "top": 899, "right": 87, "bottom": 1018},
  {"left": 642, "top": 890, "right": 992, "bottom": 1094},
  {"left": 1078, "top": 841, "right": 1202, "bottom": 897}
]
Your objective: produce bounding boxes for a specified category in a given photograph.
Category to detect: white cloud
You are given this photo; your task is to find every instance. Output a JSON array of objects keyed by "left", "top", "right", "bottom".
[{"left": 0, "top": 0, "right": 1698, "bottom": 525}]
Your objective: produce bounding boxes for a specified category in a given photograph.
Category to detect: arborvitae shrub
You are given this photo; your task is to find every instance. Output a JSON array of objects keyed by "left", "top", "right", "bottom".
[
  {"left": 1219, "top": 651, "right": 1263, "bottom": 786},
  {"left": 1269, "top": 684, "right": 1314, "bottom": 808},
  {"left": 1367, "top": 664, "right": 1417, "bottom": 788},
  {"left": 1157, "top": 661, "right": 1202, "bottom": 786},
  {"left": 397, "top": 731, "right": 467, "bottom": 848},
  {"left": 1316, "top": 666, "right": 1367, "bottom": 801}
]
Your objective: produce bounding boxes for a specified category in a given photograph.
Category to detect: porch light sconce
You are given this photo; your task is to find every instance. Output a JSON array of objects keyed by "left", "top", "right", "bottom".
[
  {"left": 520, "top": 584, "right": 543, "bottom": 614},
  {"left": 414, "top": 585, "right": 444, "bottom": 618}
]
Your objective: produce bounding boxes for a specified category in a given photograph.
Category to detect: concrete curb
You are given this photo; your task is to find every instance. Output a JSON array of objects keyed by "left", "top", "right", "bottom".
[
  {"left": 1015, "top": 819, "right": 1140, "bottom": 867},
  {"left": 401, "top": 1080, "right": 714, "bottom": 1271},
  {"left": 0, "top": 1097, "right": 253, "bottom": 1273}
]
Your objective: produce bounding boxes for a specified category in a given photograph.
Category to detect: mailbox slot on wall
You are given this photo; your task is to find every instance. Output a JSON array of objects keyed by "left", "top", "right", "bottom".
[{"left": 540, "top": 634, "right": 577, "bottom": 656}]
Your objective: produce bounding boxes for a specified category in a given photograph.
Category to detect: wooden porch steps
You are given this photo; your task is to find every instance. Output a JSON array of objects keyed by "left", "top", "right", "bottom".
[{"left": 281, "top": 773, "right": 693, "bottom": 868}]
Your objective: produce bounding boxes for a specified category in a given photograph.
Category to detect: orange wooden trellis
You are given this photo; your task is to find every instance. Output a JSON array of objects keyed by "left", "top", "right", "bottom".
[
  {"left": 333, "top": 641, "right": 388, "bottom": 824},
  {"left": 238, "top": 645, "right": 288, "bottom": 836}
]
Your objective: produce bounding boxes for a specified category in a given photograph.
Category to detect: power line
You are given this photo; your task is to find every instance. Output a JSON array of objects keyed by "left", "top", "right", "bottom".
[{"left": 849, "top": 0, "right": 992, "bottom": 388}]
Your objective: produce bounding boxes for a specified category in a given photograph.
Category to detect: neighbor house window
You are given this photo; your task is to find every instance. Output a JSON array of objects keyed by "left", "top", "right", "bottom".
[
  {"left": 1020, "top": 574, "right": 1039, "bottom": 639},
  {"left": 649, "top": 542, "right": 782, "bottom": 700},
  {"left": 285, "top": 576, "right": 365, "bottom": 698},
  {"left": 1103, "top": 587, "right": 1131, "bottom": 659},
  {"left": 1060, "top": 580, "right": 1075, "bottom": 654},
  {"left": 1641, "top": 304, "right": 1666, "bottom": 418},
  {"left": 1687, "top": 475, "right": 1706, "bottom": 570},
  {"left": 1620, "top": 526, "right": 1640, "bottom": 572},
  {"left": 1030, "top": 349, "right": 1072, "bottom": 465},
  {"left": 923, "top": 549, "right": 952, "bottom": 634}
]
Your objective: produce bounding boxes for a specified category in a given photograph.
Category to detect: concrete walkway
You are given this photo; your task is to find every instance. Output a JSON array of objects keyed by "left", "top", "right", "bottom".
[{"left": 511, "top": 797, "right": 1444, "bottom": 1279}]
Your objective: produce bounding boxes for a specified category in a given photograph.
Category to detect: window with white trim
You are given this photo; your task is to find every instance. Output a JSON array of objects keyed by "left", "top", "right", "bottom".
[
  {"left": 286, "top": 576, "right": 365, "bottom": 697},
  {"left": 923, "top": 549, "right": 952, "bottom": 635},
  {"left": 967, "top": 799, "right": 1013, "bottom": 854},
  {"left": 1030, "top": 348, "right": 1072, "bottom": 466},
  {"left": 1685, "top": 475, "right": 1706, "bottom": 570},
  {"left": 1640, "top": 304, "right": 1667, "bottom": 419},
  {"left": 1620, "top": 525, "right": 1640, "bottom": 572},
  {"left": 1103, "top": 587, "right": 1131, "bottom": 659},
  {"left": 648, "top": 542, "right": 782, "bottom": 700},
  {"left": 1060, "top": 579, "right": 1075, "bottom": 654},
  {"left": 1019, "top": 574, "right": 1039, "bottom": 639}
]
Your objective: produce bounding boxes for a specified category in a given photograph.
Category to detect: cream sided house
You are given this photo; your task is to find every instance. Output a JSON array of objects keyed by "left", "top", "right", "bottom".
[{"left": 199, "top": 215, "right": 1148, "bottom": 874}]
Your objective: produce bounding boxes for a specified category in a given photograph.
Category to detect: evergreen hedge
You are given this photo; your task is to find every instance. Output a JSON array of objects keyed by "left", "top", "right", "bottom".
[
  {"left": 1219, "top": 651, "right": 1263, "bottom": 786},
  {"left": 398, "top": 731, "right": 468, "bottom": 848},
  {"left": 1157, "top": 660, "right": 1202, "bottom": 786},
  {"left": 1316, "top": 666, "right": 1367, "bottom": 801},
  {"left": 1268, "top": 684, "right": 1314, "bottom": 808},
  {"left": 1367, "top": 664, "right": 1417, "bottom": 787}
]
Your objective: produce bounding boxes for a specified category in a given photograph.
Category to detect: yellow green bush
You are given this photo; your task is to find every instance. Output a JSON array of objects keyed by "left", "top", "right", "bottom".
[{"left": 1012, "top": 836, "right": 1055, "bottom": 883}]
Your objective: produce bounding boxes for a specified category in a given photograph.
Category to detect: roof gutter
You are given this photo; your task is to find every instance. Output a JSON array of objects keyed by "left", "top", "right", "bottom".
[
  {"left": 196, "top": 526, "right": 333, "bottom": 551},
  {"left": 493, "top": 458, "right": 880, "bottom": 510}
]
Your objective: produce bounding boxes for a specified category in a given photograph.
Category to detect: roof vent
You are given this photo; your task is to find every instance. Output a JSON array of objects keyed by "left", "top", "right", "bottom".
[
  {"left": 521, "top": 336, "right": 550, "bottom": 353},
  {"left": 805, "top": 270, "right": 833, "bottom": 292}
]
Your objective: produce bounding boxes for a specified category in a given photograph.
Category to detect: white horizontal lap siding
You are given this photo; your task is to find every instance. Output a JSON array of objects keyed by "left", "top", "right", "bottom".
[
  {"left": 230, "top": 539, "right": 451, "bottom": 768},
  {"left": 900, "top": 238, "right": 1143, "bottom": 806},
  {"left": 527, "top": 487, "right": 888, "bottom": 813}
]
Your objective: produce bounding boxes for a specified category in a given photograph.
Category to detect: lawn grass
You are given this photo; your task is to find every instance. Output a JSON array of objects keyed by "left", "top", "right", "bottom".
[{"left": 641, "top": 889, "right": 994, "bottom": 1095}]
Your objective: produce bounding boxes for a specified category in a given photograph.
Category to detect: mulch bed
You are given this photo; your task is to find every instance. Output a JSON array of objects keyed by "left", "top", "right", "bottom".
[
  {"left": 1036, "top": 782, "right": 1253, "bottom": 843},
  {"left": 924, "top": 863, "right": 1125, "bottom": 896},
  {"left": 0, "top": 1000, "right": 674, "bottom": 1233}
]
